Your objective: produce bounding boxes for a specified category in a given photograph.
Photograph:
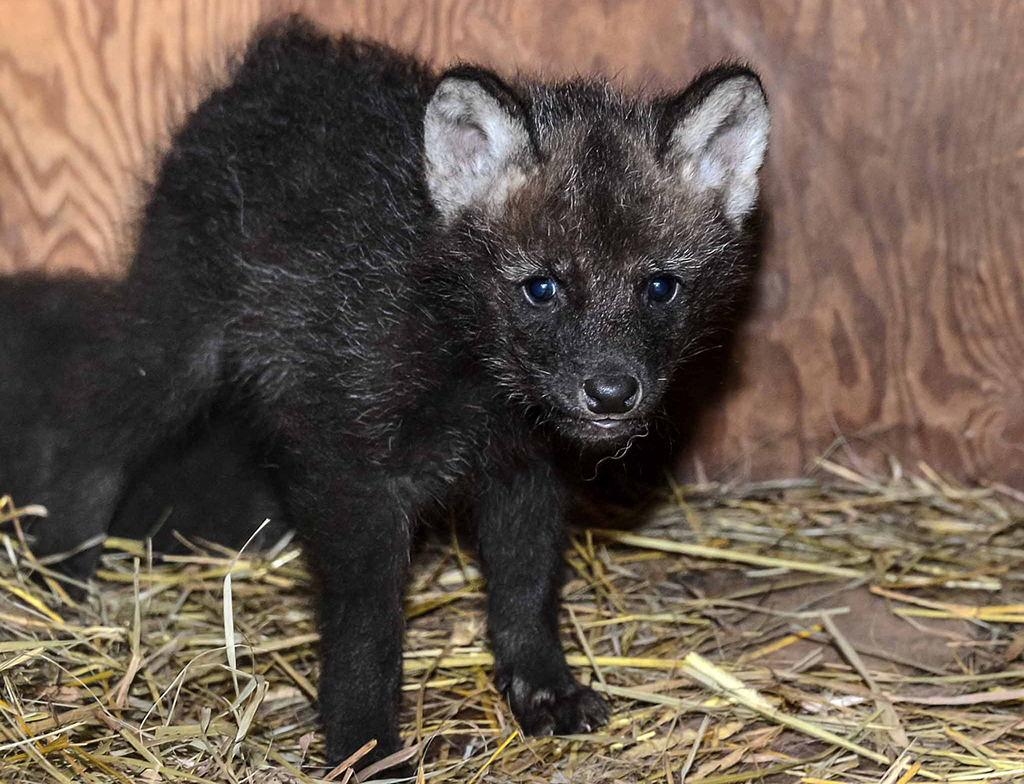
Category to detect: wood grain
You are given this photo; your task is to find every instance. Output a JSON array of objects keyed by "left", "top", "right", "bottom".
[{"left": 2, "top": 0, "right": 1023, "bottom": 485}]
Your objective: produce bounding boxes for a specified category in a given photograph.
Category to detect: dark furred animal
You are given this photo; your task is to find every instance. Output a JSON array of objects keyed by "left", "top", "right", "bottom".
[{"left": 0, "top": 18, "right": 770, "bottom": 767}]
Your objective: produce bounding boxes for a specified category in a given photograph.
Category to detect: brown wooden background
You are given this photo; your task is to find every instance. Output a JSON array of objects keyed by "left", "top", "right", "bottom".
[{"left": 2, "top": 0, "right": 1023, "bottom": 486}]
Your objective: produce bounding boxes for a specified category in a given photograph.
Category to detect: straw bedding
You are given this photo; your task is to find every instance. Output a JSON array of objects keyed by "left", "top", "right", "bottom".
[{"left": 3, "top": 458, "right": 1024, "bottom": 783}]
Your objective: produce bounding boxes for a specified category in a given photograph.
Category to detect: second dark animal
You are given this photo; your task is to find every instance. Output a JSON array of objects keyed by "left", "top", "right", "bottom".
[{"left": 0, "top": 17, "right": 770, "bottom": 769}]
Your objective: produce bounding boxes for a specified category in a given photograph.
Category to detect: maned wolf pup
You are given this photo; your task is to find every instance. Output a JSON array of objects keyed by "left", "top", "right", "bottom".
[{"left": 0, "top": 16, "right": 769, "bottom": 767}]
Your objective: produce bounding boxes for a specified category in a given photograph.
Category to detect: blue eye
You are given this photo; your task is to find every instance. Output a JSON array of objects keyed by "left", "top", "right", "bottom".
[
  {"left": 524, "top": 277, "right": 557, "bottom": 304},
  {"left": 647, "top": 276, "right": 678, "bottom": 304}
]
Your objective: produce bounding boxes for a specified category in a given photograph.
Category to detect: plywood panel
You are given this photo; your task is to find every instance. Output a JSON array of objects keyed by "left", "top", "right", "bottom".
[
  {"left": 1, "top": 0, "right": 1022, "bottom": 485},
  {"left": 0, "top": 0, "right": 267, "bottom": 274}
]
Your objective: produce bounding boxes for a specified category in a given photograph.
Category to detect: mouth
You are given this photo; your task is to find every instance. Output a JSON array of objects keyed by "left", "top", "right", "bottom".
[
  {"left": 543, "top": 399, "right": 648, "bottom": 443},
  {"left": 573, "top": 414, "right": 645, "bottom": 443},
  {"left": 589, "top": 418, "right": 626, "bottom": 430},
  {"left": 539, "top": 408, "right": 649, "bottom": 451}
]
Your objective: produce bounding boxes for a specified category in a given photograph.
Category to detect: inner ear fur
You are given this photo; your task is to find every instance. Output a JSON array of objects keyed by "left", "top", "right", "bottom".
[
  {"left": 423, "top": 66, "right": 540, "bottom": 220},
  {"left": 657, "top": 64, "right": 770, "bottom": 226}
]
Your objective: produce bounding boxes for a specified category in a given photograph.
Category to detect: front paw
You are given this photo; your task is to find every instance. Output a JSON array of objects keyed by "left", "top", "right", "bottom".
[{"left": 498, "top": 670, "right": 610, "bottom": 736}]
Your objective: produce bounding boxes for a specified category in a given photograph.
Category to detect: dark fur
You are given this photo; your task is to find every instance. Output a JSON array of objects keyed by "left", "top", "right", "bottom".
[
  {"left": 0, "top": 274, "right": 287, "bottom": 553},
  {"left": 110, "top": 417, "right": 287, "bottom": 552},
  {"left": 0, "top": 17, "right": 769, "bottom": 768}
]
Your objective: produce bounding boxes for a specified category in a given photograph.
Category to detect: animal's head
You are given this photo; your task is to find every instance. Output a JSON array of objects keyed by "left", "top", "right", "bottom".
[{"left": 423, "top": 63, "right": 769, "bottom": 448}]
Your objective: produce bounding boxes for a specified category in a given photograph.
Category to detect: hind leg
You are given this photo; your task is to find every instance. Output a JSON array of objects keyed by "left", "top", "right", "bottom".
[
  {"left": 1, "top": 327, "right": 218, "bottom": 585},
  {"left": 11, "top": 398, "right": 207, "bottom": 587},
  {"left": 23, "top": 461, "right": 127, "bottom": 582}
]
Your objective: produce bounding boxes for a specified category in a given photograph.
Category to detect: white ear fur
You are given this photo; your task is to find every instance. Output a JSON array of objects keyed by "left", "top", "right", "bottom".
[
  {"left": 423, "top": 77, "right": 531, "bottom": 220},
  {"left": 667, "top": 74, "right": 770, "bottom": 226}
]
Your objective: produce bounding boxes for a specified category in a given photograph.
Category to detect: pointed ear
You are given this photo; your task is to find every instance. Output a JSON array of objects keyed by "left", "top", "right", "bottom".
[
  {"left": 659, "top": 65, "right": 770, "bottom": 227},
  {"left": 424, "top": 67, "right": 536, "bottom": 221}
]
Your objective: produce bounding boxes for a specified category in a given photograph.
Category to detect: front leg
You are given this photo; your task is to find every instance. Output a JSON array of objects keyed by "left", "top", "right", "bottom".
[
  {"left": 476, "top": 459, "right": 609, "bottom": 736},
  {"left": 288, "top": 470, "right": 412, "bottom": 767}
]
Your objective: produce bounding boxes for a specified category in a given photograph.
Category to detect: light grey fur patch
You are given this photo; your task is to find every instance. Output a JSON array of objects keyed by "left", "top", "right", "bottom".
[
  {"left": 423, "top": 78, "right": 532, "bottom": 221},
  {"left": 668, "top": 75, "right": 770, "bottom": 226},
  {"left": 510, "top": 675, "right": 555, "bottom": 711}
]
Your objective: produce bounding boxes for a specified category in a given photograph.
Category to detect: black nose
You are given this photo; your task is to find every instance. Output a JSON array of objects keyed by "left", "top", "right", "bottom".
[{"left": 583, "top": 375, "right": 640, "bottom": 415}]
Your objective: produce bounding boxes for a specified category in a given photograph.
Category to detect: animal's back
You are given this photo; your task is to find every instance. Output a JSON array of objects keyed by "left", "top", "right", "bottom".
[{"left": 133, "top": 19, "right": 434, "bottom": 291}]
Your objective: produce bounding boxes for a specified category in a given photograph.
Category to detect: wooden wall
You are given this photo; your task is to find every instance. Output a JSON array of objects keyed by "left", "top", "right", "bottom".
[{"left": 2, "top": 0, "right": 1023, "bottom": 485}]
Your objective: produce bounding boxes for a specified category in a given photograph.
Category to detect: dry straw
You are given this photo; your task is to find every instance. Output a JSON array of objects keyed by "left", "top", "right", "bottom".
[{"left": 3, "top": 457, "right": 1024, "bottom": 782}]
